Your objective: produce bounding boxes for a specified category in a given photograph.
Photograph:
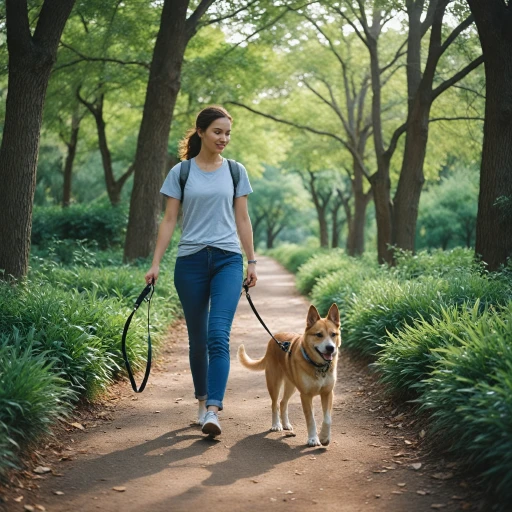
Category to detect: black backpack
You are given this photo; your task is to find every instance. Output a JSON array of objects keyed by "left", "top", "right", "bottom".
[{"left": 179, "top": 159, "right": 241, "bottom": 203}]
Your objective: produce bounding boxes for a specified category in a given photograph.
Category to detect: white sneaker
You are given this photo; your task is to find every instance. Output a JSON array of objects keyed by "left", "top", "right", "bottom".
[{"left": 201, "top": 411, "right": 221, "bottom": 437}]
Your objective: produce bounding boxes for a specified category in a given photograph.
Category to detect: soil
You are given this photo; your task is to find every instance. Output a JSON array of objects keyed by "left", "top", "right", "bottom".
[{"left": 1, "top": 256, "right": 485, "bottom": 512}]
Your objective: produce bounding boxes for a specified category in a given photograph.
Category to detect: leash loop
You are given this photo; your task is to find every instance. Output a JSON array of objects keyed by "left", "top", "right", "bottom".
[
  {"left": 121, "top": 281, "right": 154, "bottom": 393},
  {"left": 242, "top": 281, "right": 291, "bottom": 354}
]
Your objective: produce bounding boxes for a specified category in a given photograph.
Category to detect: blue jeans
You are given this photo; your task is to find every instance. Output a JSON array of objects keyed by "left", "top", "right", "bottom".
[{"left": 174, "top": 246, "right": 243, "bottom": 411}]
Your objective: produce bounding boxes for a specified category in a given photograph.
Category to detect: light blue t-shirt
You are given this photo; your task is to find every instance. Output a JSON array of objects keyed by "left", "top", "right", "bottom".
[{"left": 160, "top": 158, "right": 253, "bottom": 257}]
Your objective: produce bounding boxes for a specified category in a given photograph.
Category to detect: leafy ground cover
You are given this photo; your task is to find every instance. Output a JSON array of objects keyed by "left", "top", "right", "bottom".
[
  {"left": 0, "top": 240, "right": 182, "bottom": 477},
  {"left": 271, "top": 244, "right": 512, "bottom": 508}
]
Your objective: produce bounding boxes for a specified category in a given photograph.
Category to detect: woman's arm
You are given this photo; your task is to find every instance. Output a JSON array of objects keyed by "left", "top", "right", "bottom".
[
  {"left": 145, "top": 197, "right": 180, "bottom": 284},
  {"left": 234, "top": 195, "right": 257, "bottom": 288}
]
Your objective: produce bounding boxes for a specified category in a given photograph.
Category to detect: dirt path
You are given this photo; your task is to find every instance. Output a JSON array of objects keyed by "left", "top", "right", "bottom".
[{"left": 12, "top": 256, "right": 475, "bottom": 512}]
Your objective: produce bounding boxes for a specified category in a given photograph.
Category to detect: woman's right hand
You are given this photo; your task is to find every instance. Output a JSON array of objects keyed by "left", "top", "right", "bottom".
[{"left": 145, "top": 265, "right": 159, "bottom": 285}]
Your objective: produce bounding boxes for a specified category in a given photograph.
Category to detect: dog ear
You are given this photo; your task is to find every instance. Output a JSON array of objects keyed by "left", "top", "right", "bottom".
[
  {"left": 327, "top": 303, "right": 340, "bottom": 327},
  {"left": 306, "top": 305, "right": 321, "bottom": 330}
]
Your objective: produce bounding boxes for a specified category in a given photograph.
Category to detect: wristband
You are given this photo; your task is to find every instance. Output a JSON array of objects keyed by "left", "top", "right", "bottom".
[{"left": 248, "top": 260, "right": 257, "bottom": 264}]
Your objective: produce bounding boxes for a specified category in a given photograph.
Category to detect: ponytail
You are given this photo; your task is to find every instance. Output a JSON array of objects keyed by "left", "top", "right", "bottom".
[
  {"left": 178, "top": 105, "right": 233, "bottom": 161},
  {"left": 178, "top": 129, "right": 201, "bottom": 160}
]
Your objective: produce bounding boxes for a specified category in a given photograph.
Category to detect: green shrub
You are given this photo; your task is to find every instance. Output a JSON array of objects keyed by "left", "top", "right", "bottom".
[
  {"left": 418, "top": 305, "right": 512, "bottom": 506},
  {"left": 31, "top": 203, "right": 128, "bottom": 250},
  {"left": 343, "top": 272, "right": 512, "bottom": 357},
  {"left": 374, "top": 302, "right": 486, "bottom": 398},
  {"left": 267, "top": 243, "right": 323, "bottom": 273},
  {"left": 310, "top": 263, "right": 381, "bottom": 319},
  {"left": 0, "top": 328, "right": 73, "bottom": 476},
  {"left": 392, "top": 247, "right": 481, "bottom": 280},
  {"left": 295, "top": 249, "right": 366, "bottom": 296}
]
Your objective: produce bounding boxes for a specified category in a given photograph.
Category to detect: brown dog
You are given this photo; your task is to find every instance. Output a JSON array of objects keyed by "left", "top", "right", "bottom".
[{"left": 238, "top": 303, "right": 340, "bottom": 447}]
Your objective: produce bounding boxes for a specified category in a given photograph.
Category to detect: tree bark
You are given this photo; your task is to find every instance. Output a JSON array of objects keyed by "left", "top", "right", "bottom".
[
  {"left": 0, "top": 0, "right": 76, "bottom": 280},
  {"left": 306, "top": 171, "right": 331, "bottom": 248},
  {"left": 468, "top": 0, "right": 512, "bottom": 270},
  {"left": 124, "top": 0, "right": 214, "bottom": 261}
]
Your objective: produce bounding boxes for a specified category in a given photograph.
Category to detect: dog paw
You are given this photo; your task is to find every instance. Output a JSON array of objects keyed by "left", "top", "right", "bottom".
[
  {"left": 307, "top": 436, "right": 322, "bottom": 447},
  {"left": 320, "top": 436, "right": 330, "bottom": 446},
  {"left": 271, "top": 423, "right": 283, "bottom": 432},
  {"left": 283, "top": 423, "right": 293, "bottom": 431}
]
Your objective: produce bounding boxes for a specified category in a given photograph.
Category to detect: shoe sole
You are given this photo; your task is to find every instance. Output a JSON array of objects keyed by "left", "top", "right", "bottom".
[{"left": 202, "top": 421, "right": 221, "bottom": 437}]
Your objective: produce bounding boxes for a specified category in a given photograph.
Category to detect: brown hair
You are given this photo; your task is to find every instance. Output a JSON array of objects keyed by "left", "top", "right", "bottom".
[{"left": 178, "top": 105, "right": 233, "bottom": 161}]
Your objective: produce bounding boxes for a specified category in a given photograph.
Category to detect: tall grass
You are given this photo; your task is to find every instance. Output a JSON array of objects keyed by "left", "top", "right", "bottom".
[{"left": 0, "top": 244, "right": 182, "bottom": 477}]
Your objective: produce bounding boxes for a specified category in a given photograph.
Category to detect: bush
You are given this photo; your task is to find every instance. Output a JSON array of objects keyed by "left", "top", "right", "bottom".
[
  {"left": 31, "top": 203, "right": 128, "bottom": 250},
  {"left": 417, "top": 304, "right": 512, "bottom": 506},
  {"left": 374, "top": 302, "right": 486, "bottom": 398},
  {"left": 391, "top": 247, "right": 481, "bottom": 280},
  {"left": 343, "top": 271, "right": 512, "bottom": 357},
  {"left": 0, "top": 328, "right": 74, "bottom": 475},
  {"left": 267, "top": 243, "right": 324, "bottom": 273}
]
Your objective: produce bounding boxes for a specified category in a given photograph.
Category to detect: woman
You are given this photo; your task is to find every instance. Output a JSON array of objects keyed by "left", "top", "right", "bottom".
[{"left": 145, "top": 105, "right": 257, "bottom": 437}]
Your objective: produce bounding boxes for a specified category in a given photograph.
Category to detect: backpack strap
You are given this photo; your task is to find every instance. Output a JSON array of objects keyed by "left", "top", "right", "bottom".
[
  {"left": 227, "top": 159, "right": 241, "bottom": 203},
  {"left": 179, "top": 159, "right": 191, "bottom": 202}
]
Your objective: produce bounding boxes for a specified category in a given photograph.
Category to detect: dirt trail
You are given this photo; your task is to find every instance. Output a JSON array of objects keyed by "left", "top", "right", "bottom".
[{"left": 14, "top": 256, "right": 473, "bottom": 511}]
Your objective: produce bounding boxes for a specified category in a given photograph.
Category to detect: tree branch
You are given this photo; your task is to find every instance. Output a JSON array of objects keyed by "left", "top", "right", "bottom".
[
  {"left": 440, "top": 14, "right": 475, "bottom": 56},
  {"left": 5, "top": 0, "right": 31, "bottom": 55},
  {"left": 56, "top": 42, "right": 150, "bottom": 71},
  {"left": 432, "top": 55, "right": 484, "bottom": 100},
  {"left": 429, "top": 116, "right": 484, "bottom": 122},
  {"left": 186, "top": 0, "right": 216, "bottom": 36},
  {"left": 201, "top": 0, "right": 260, "bottom": 26}
]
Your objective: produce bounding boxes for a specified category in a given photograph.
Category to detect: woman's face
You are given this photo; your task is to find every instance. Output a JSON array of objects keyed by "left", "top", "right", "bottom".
[{"left": 199, "top": 117, "right": 231, "bottom": 155}]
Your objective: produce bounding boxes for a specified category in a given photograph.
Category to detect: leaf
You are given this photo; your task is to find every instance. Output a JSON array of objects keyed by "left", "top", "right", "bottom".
[
  {"left": 14, "top": 496, "right": 24, "bottom": 502},
  {"left": 410, "top": 463, "right": 422, "bottom": 470},
  {"left": 53, "top": 491, "right": 65, "bottom": 496},
  {"left": 112, "top": 486, "right": 126, "bottom": 492},
  {"left": 70, "top": 422, "right": 85, "bottom": 431}
]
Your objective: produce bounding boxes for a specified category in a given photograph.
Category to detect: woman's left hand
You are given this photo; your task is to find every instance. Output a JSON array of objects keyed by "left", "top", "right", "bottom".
[{"left": 245, "top": 263, "right": 258, "bottom": 288}]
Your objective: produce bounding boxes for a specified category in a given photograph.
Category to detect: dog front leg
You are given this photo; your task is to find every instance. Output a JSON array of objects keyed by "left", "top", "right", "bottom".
[
  {"left": 319, "top": 391, "right": 333, "bottom": 446},
  {"left": 300, "top": 394, "right": 320, "bottom": 446}
]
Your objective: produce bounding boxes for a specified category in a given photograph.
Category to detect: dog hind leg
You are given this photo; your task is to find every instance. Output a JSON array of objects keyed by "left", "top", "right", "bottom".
[
  {"left": 319, "top": 391, "right": 333, "bottom": 446},
  {"left": 280, "top": 378, "right": 295, "bottom": 430},
  {"left": 266, "top": 364, "right": 283, "bottom": 431},
  {"left": 300, "top": 394, "right": 320, "bottom": 446}
]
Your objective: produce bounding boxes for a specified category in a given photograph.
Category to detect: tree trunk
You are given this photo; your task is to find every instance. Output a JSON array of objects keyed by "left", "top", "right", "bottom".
[
  {"left": 62, "top": 110, "right": 81, "bottom": 208},
  {"left": 347, "top": 156, "right": 371, "bottom": 256},
  {"left": 469, "top": 0, "right": 512, "bottom": 270},
  {"left": 369, "top": 169, "right": 393, "bottom": 264},
  {"left": 124, "top": 0, "right": 191, "bottom": 261},
  {"left": 0, "top": 0, "right": 75, "bottom": 280}
]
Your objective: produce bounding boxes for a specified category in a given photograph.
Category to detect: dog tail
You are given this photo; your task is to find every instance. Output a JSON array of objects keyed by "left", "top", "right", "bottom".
[{"left": 237, "top": 344, "right": 266, "bottom": 371}]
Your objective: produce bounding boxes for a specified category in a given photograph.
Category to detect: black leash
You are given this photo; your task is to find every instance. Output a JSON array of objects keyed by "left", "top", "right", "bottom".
[
  {"left": 242, "top": 281, "right": 291, "bottom": 354},
  {"left": 121, "top": 282, "right": 154, "bottom": 393}
]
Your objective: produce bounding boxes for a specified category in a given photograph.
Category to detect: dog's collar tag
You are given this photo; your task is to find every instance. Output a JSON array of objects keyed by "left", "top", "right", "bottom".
[{"left": 300, "top": 346, "right": 331, "bottom": 375}]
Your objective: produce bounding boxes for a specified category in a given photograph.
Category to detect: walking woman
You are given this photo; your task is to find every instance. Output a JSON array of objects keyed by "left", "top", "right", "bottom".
[{"left": 145, "top": 105, "right": 257, "bottom": 437}]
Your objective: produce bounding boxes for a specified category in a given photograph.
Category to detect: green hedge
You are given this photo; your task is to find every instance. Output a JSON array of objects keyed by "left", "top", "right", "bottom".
[
  {"left": 266, "top": 243, "right": 325, "bottom": 273},
  {"left": 31, "top": 203, "right": 128, "bottom": 250}
]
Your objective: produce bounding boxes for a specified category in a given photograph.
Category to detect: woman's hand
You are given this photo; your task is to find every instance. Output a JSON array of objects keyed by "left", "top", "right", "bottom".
[
  {"left": 245, "top": 263, "right": 257, "bottom": 288},
  {"left": 145, "top": 265, "right": 159, "bottom": 285}
]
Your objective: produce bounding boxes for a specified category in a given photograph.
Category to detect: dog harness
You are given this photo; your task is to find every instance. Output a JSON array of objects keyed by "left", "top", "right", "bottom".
[{"left": 300, "top": 345, "right": 331, "bottom": 376}]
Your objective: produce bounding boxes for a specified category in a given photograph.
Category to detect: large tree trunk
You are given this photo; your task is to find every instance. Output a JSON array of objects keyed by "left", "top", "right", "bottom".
[
  {"left": 468, "top": 1, "right": 512, "bottom": 270},
  {"left": 124, "top": 0, "right": 191, "bottom": 261},
  {"left": 347, "top": 156, "right": 371, "bottom": 256},
  {"left": 0, "top": 0, "right": 75, "bottom": 280},
  {"left": 62, "top": 110, "right": 81, "bottom": 208}
]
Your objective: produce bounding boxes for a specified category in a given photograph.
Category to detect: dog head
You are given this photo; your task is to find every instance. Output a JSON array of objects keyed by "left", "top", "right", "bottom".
[{"left": 303, "top": 303, "right": 341, "bottom": 363}]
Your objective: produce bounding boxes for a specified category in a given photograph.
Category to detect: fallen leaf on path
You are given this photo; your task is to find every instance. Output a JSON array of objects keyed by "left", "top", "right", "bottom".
[
  {"left": 14, "top": 496, "right": 24, "bottom": 502},
  {"left": 24, "top": 506, "right": 35, "bottom": 512},
  {"left": 431, "top": 505, "right": 447, "bottom": 509},
  {"left": 35, "top": 506, "right": 46, "bottom": 511},
  {"left": 112, "top": 487, "right": 126, "bottom": 492},
  {"left": 33, "top": 467, "right": 51, "bottom": 474},
  {"left": 410, "top": 463, "right": 422, "bottom": 470},
  {"left": 70, "top": 422, "right": 84, "bottom": 431},
  {"left": 251, "top": 480, "right": 259, "bottom": 484},
  {"left": 53, "top": 491, "right": 64, "bottom": 496},
  {"left": 285, "top": 491, "right": 294, "bottom": 494},
  {"left": 417, "top": 490, "right": 428, "bottom": 496},
  {"left": 419, "top": 429, "right": 426, "bottom": 438},
  {"left": 432, "top": 472, "right": 454, "bottom": 481},
  {"left": 397, "top": 483, "right": 406, "bottom": 487}
]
